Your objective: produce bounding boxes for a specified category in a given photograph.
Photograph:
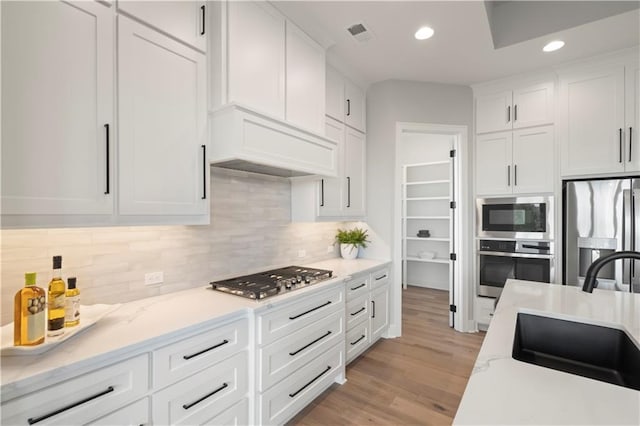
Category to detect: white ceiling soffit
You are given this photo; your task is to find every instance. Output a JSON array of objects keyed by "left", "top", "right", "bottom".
[
  {"left": 272, "top": 1, "right": 640, "bottom": 87},
  {"left": 485, "top": 1, "right": 640, "bottom": 49}
]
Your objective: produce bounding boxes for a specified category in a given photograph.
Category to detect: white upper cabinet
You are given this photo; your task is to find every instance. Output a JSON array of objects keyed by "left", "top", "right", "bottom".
[
  {"left": 343, "top": 126, "right": 367, "bottom": 216},
  {"left": 118, "top": 16, "right": 208, "bottom": 219},
  {"left": 317, "top": 118, "right": 345, "bottom": 217},
  {"left": 325, "top": 65, "right": 366, "bottom": 133},
  {"left": 345, "top": 79, "right": 366, "bottom": 132},
  {"left": 325, "top": 66, "right": 345, "bottom": 121},
  {"left": 475, "top": 132, "right": 513, "bottom": 195},
  {"left": 1, "top": 1, "right": 114, "bottom": 226},
  {"left": 626, "top": 59, "right": 640, "bottom": 172},
  {"left": 476, "top": 81, "right": 554, "bottom": 134},
  {"left": 117, "top": 0, "right": 207, "bottom": 52}
]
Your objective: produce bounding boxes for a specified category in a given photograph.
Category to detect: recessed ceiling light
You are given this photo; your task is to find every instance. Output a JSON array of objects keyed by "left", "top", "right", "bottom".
[
  {"left": 415, "top": 26, "right": 434, "bottom": 41},
  {"left": 543, "top": 40, "right": 565, "bottom": 52}
]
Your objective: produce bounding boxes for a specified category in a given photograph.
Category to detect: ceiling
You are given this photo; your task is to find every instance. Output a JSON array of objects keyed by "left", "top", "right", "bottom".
[{"left": 272, "top": 1, "right": 640, "bottom": 88}]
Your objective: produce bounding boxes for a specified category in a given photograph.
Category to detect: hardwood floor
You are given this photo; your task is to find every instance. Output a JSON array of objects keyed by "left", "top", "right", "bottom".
[{"left": 288, "top": 286, "right": 485, "bottom": 425}]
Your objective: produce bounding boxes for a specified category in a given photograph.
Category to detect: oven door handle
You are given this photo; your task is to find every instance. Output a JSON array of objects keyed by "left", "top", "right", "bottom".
[{"left": 478, "top": 251, "right": 553, "bottom": 259}]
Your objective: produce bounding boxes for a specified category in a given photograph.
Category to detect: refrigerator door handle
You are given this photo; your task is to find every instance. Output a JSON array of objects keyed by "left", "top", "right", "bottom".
[
  {"left": 632, "top": 187, "right": 640, "bottom": 292},
  {"left": 623, "top": 189, "right": 632, "bottom": 286}
]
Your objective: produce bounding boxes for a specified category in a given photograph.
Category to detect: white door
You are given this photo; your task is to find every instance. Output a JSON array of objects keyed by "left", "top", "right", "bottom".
[
  {"left": 344, "top": 79, "right": 366, "bottom": 132},
  {"left": 343, "top": 127, "right": 366, "bottom": 216},
  {"left": 475, "top": 132, "right": 513, "bottom": 196},
  {"left": 626, "top": 62, "right": 640, "bottom": 172},
  {"left": 325, "top": 66, "right": 344, "bottom": 122},
  {"left": 370, "top": 285, "right": 389, "bottom": 341},
  {"left": 1, "top": 0, "right": 113, "bottom": 216},
  {"left": 118, "top": 17, "right": 207, "bottom": 216},
  {"left": 560, "top": 66, "right": 625, "bottom": 176},
  {"left": 475, "top": 91, "right": 512, "bottom": 134},
  {"left": 512, "top": 126, "right": 555, "bottom": 194},
  {"left": 285, "top": 22, "right": 325, "bottom": 134},
  {"left": 513, "top": 82, "right": 554, "bottom": 129},
  {"left": 116, "top": 0, "right": 207, "bottom": 51},
  {"left": 226, "top": 1, "right": 285, "bottom": 119},
  {"left": 317, "top": 118, "right": 344, "bottom": 217}
]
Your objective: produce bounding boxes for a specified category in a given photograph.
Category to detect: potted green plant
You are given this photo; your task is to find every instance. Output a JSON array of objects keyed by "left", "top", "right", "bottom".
[{"left": 335, "top": 227, "right": 370, "bottom": 259}]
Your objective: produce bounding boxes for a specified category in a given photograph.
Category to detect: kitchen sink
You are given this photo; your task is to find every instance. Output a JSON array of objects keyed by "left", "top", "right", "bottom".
[{"left": 512, "top": 312, "right": 640, "bottom": 391}]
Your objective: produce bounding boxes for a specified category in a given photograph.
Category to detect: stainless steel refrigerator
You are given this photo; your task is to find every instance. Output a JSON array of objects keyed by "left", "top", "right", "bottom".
[{"left": 563, "top": 177, "right": 640, "bottom": 292}]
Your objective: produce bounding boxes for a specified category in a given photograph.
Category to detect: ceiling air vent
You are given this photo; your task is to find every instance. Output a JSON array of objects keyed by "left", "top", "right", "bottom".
[{"left": 347, "top": 22, "right": 373, "bottom": 43}]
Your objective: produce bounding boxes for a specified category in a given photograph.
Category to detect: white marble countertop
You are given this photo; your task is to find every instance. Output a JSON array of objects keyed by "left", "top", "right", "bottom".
[
  {"left": 1, "top": 257, "right": 389, "bottom": 400},
  {"left": 454, "top": 279, "right": 640, "bottom": 425}
]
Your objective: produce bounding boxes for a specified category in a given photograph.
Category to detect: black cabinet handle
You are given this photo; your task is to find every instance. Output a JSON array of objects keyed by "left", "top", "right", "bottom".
[
  {"left": 289, "top": 366, "right": 331, "bottom": 398},
  {"left": 320, "top": 179, "right": 324, "bottom": 207},
  {"left": 104, "top": 124, "right": 110, "bottom": 195},
  {"left": 28, "top": 386, "right": 115, "bottom": 425},
  {"left": 374, "top": 274, "right": 387, "bottom": 281},
  {"left": 350, "top": 282, "right": 366, "bottom": 291},
  {"left": 507, "top": 105, "right": 511, "bottom": 123},
  {"left": 289, "top": 331, "right": 332, "bottom": 356},
  {"left": 514, "top": 164, "right": 517, "bottom": 186},
  {"left": 514, "top": 104, "right": 518, "bottom": 121},
  {"left": 347, "top": 177, "right": 351, "bottom": 208},
  {"left": 350, "top": 334, "right": 366, "bottom": 346},
  {"left": 182, "top": 383, "right": 227, "bottom": 410},
  {"left": 200, "top": 5, "right": 206, "bottom": 35},
  {"left": 350, "top": 307, "right": 365, "bottom": 316},
  {"left": 289, "top": 301, "right": 331, "bottom": 320},
  {"left": 183, "top": 339, "right": 229, "bottom": 360},
  {"left": 201, "top": 144, "right": 207, "bottom": 199},
  {"left": 371, "top": 300, "right": 376, "bottom": 318},
  {"left": 346, "top": 99, "right": 351, "bottom": 116},
  {"left": 620, "top": 128, "right": 623, "bottom": 163},
  {"left": 507, "top": 165, "right": 510, "bottom": 186},
  {"left": 630, "top": 127, "right": 633, "bottom": 162}
]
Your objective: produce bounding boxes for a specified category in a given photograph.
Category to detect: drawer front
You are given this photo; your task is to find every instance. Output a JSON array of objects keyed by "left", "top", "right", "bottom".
[
  {"left": 206, "top": 398, "right": 248, "bottom": 426},
  {"left": 259, "top": 343, "right": 344, "bottom": 425},
  {"left": 258, "top": 309, "right": 344, "bottom": 392},
  {"left": 257, "top": 286, "right": 344, "bottom": 346},
  {"left": 370, "top": 267, "right": 390, "bottom": 290},
  {"left": 89, "top": 397, "right": 149, "bottom": 426},
  {"left": 153, "top": 317, "right": 249, "bottom": 389},
  {"left": 346, "top": 293, "right": 369, "bottom": 329},
  {"left": 344, "top": 274, "right": 369, "bottom": 301},
  {"left": 346, "top": 319, "right": 370, "bottom": 364},
  {"left": 2, "top": 354, "right": 149, "bottom": 426},
  {"left": 152, "top": 352, "right": 248, "bottom": 426}
]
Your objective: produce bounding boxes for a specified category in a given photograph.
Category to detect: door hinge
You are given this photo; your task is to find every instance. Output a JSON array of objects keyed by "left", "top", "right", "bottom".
[
  {"left": 449, "top": 304, "right": 457, "bottom": 313},
  {"left": 450, "top": 201, "right": 456, "bottom": 209},
  {"left": 450, "top": 253, "right": 457, "bottom": 261},
  {"left": 449, "top": 149, "right": 456, "bottom": 158}
]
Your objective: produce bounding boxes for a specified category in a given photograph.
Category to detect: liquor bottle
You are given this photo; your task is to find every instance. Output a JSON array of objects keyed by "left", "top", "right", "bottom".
[
  {"left": 47, "top": 255, "right": 66, "bottom": 337},
  {"left": 14, "top": 272, "right": 46, "bottom": 346},
  {"left": 64, "top": 277, "right": 80, "bottom": 327}
]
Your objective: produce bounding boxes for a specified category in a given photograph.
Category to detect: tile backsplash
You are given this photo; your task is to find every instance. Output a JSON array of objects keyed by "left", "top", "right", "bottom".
[{"left": 1, "top": 168, "right": 343, "bottom": 325}]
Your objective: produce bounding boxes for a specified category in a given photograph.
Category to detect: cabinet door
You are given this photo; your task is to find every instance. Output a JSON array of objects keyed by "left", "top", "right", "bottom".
[
  {"left": 343, "top": 127, "right": 366, "bottom": 217},
  {"left": 325, "top": 66, "right": 345, "bottom": 121},
  {"left": 476, "top": 91, "right": 512, "bottom": 134},
  {"left": 626, "top": 62, "right": 640, "bottom": 172},
  {"left": 227, "top": 1, "right": 285, "bottom": 118},
  {"left": 285, "top": 22, "right": 325, "bottom": 134},
  {"left": 370, "top": 284, "right": 389, "bottom": 342},
  {"left": 344, "top": 79, "right": 366, "bottom": 132},
  {"left": 317, "top": 118, "right": 344, "bottom": 217},
  {"left": 560, "top": 66, "right": 625, "bottom": 176},
  {"left": 1, "top": 0, "right": 113, "bottom": 217},
  {"left": 512, "top": 126, "right": 554, "bottom": 194},
  {"left": 475, "top": 132, "right": 513, "bottom": 196},
  {"left": 118, "top": 16, "right": 208, "bottom": 217},
  {"left": 117, "top": 1, "right": 207, "bottom": 51},
  {"left": 513, "top": 82, "right": 554, "bottom": 129}
]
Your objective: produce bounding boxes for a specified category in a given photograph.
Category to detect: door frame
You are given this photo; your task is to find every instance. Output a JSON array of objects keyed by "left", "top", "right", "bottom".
[{"left": 393, "top": 122, "right": 473, "bottom": 333}]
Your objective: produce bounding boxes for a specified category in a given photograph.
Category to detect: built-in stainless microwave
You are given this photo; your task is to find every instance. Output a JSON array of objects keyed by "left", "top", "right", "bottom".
[{"left": 476, "top": 196, "right": 554, "bottom": 240}]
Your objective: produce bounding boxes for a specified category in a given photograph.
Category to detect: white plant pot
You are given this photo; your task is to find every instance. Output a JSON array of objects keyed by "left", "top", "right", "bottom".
[{"left": 340, "top": 243, "right": 359, "bottom": 260}]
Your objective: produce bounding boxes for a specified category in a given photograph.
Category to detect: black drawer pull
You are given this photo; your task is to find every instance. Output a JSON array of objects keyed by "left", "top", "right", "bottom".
[
  {"left": 201, "top": 144, "right": 207, "bottom": 199},
  {"left": 350, "top": 283, "right": 366, "bottom": 291},
  {"left": 28, "top": 386, "right": 114, "bottom": 425},
  {"left": 183, "top": 339, "right": 229, "bottom": 360},
  {"left": 372, "top": 300, "right": 376, "bottom": 318},
  {"left": 289, "top": 301, "right": 331, "bottom": 320},
  {"left": 104, "top": 123, "right": 110, "bottom": 195},
  {"left": 183, "top": 383, "right": 228, "bottom": 410},
  {"left": 289, "top": 331, "right": 332, "bottom": 356},
  {"left": 200, "top": 5, "right": 206, "bottom": 36},
  {"left": 320, "top": 179, "right": 324, "bottom": 207},
  {"left": 350, "top": 307, "right": 365, "bottom": 316},
  {"left": 289, "top": 366, "right": 331, "bottom": 398},
  {"left": 374, "top": 274, "right": 387, "bottom": 281},
  {"left": 350, "top": 334, "right": 366, "bottom": 346}
]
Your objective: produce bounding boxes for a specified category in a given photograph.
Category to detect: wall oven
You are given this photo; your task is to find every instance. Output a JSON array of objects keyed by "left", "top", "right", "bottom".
[
  {"left": 478, "top": 239, "right": 554, "bottom": 298},
  {"left": 477, "top": 196, "right": 554, "bottom": 240}
]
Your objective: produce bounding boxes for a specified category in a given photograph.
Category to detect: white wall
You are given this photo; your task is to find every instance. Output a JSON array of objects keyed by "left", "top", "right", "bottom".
[{"left": 362, "top": 80, "right": 473, "bottom": 334}]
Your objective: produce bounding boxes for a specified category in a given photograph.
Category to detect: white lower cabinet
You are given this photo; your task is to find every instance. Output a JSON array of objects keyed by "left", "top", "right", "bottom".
[
  {"left": 345, "top": 315, "right": 370, "bottom": 363},
  {"left": 90, "top": 397, "right": 150, "bottom": 426},
  {"left": 208, "top": 398, "right": 249, "bottom": 426}
]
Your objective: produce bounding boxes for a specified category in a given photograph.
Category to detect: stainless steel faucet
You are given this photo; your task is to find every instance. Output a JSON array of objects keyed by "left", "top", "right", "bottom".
[{"left": 582, "top": 251, "right": 640, "bottom": 293}]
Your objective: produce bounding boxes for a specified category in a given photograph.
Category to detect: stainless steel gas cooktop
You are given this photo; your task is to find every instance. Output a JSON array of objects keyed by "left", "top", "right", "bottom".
[{"left": 209, "top": 266, "right": 333, "bottom": 300}]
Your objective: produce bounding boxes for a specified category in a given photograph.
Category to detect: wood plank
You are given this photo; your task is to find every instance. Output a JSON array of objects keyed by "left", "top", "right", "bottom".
[{"left": 288, "top": 286, "right": 485, "bottom": 425}]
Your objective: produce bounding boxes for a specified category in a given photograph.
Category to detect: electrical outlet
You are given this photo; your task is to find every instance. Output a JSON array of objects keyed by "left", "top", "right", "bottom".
[
  {"left": 144, "top": 271, "right": 163, "bottom": 285},
  {"left": 327, "top": 245, "right": 334, "bottom": 253},
  {"left": 297, "top": 249, "right": 306, "bottom": 258}
]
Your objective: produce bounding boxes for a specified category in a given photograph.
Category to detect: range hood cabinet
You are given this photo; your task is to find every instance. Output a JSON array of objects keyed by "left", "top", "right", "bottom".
[{"left": 210, "top": 104, "right": 338, "bottom": 178}]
